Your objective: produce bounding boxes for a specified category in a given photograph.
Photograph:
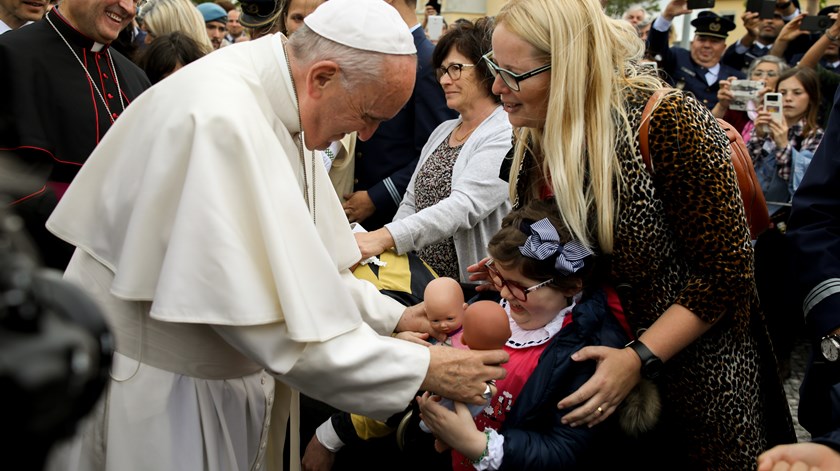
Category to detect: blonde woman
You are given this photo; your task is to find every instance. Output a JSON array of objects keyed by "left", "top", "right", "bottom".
[
  {"left": 464, "top": 0, "right": 795, "bottom": 467},
  {"left": 139, "top": 0, "right": 213, "bottom": 55}
]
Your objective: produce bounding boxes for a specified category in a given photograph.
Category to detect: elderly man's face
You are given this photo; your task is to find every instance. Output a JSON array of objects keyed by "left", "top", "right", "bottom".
[
  {"left": 0, "top": 0, "right": 48, "bottom": 28},
  {"left": 58, "top": 0, "right": 136, "bottom": 44},
  {"left": 301, "top": 55, "right": 416, "bottom": 150},
  {"left": 690, "top": 35, "right": 726, "bottom": 68},
  {"left": 624, "top": 9, "right": 645, "bottom": 26}
]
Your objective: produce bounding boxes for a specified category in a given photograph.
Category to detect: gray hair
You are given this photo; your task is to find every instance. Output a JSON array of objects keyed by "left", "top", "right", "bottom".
[
  {"left": 288, "top": 25, "right": 406, "bottom": 90},
  {"left": 747, "top": 54, "right": 789, "bottom": 76},
  {"left": 622, "top": 3, "right": 649, "bottom": 21}
]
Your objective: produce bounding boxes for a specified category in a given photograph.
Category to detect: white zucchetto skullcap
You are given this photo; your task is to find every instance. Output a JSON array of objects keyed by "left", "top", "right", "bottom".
[{"left": 304, "top": 0, "right": 417, "bottom": 55}]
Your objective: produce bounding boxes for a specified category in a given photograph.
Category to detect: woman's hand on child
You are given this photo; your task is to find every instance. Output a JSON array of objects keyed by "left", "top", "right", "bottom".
[
  {"left": 417, "top": 392, "right": 487, "bottom": 460},
  {"left": 466, "top": 257, "right": 497, "bottom": 292},
  {"left": 556, "top": 346, "right": 642, "bottom": 428}
]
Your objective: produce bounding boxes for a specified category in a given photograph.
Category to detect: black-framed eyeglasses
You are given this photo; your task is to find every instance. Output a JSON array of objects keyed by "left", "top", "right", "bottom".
[
  {"left": 436, "top": 63, "right": 475, "bottom": 81},
  {"left": 481, "top": 50, "right": 551, "bottom": 92},
  {"left": 484, "top": 259, "right": 553, "bottom": 302}
]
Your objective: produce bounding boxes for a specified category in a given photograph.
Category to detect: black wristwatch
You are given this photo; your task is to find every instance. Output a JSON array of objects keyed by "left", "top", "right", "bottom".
[
  {"left": 626, "top": 339, "right": 663, "bottom": 379},
  {"left": 821, "top": 334, "right": 840, "bottom": 362}
]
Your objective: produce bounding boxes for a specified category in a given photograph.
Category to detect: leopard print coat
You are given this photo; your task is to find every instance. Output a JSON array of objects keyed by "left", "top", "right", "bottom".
[{"left": 513, "top": 90, "right": 795, "bottom": 469}]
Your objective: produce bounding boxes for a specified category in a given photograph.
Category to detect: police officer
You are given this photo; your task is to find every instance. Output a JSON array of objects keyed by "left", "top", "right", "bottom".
[
  {"left": 647, "top": 1, "right": 744, "bottom": 109},
  {"left": 759, "top": 86, "right": 840, "bottom": 471}
]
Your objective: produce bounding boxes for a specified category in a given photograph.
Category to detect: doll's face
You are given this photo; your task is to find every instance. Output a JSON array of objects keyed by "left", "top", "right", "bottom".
[
  {"left": 424, "top": 277, "right": 466, "bottom": 335},
  {"left": 427, "top": 308, "right": 463, "bottom": 335}
]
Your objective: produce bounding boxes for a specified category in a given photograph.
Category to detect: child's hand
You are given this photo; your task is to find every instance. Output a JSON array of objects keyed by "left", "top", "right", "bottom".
[
  {"left": 394, "top": 331, "right": 432, "bottom": 346},
  {"left": 417, "top": 392, "right": 487, "bottom": 460}
]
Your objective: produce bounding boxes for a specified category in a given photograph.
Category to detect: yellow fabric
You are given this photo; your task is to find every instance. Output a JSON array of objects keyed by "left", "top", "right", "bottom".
[
  {"left": 350, "top": 413, "right": 395, "bottom": 440},
  {"left": 353, "top": 250, "right": 437, "bottom": 293}
]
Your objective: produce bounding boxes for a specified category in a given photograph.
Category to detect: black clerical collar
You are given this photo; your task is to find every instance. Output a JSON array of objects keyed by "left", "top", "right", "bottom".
[{"left": 48, "top": 7, "right": 109, "bottom": 51}]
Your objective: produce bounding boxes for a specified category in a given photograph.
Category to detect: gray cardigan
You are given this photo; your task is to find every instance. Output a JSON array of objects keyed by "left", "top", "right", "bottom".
[{"left": 385, "top": 105, "right": 512, "bottom": 283}]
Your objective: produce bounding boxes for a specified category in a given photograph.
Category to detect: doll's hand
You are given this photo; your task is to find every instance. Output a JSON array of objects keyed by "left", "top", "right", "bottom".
[
  {"left": 417, "top": 392, "right": 487, "bottom": 460},
  {"left": 557, "top": 346, "right": 642, "bottom": 428}
]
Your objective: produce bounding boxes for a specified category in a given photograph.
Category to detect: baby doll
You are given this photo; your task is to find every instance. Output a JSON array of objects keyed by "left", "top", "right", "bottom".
[
  {"left": 419, "top": 299, "right": 511, "bottom": 433},
  {"left": 423, "top": 277, "right": 468, "bottom": 348}
]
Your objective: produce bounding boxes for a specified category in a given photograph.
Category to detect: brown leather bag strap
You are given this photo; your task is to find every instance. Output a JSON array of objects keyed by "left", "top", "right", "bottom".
[{"left": 639, "top": 89, "right": 668, "bottom": 173}]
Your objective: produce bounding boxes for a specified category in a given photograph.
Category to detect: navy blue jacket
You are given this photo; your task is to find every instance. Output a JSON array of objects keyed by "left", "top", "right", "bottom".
[
  {"left": 498, "top": 290, "right": 630, "bottom": 470},
  {"left": 788, "top": 87, "right": 840, "bottom": 439},
  {"left": 352, "top": 26, "right": 457, "bottom": 230},
  {"left": 721, "top": 41, "right": 774, "bottom": 73},
  {"left": 646, "top": 26, "right": 744, "bottom": 109}
]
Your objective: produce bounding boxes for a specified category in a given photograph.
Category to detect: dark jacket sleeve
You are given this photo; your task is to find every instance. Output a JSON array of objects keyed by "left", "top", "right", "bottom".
[
  {"left": 646, "top": 21, "right": 676, "bottom": 74},
  {"left": 788, "top": 86, "right": 840, "bottom": 339},
  {"left": 721, "top": 42, "right": 747, "bottom": 72},
  {"left": 812, "top": 427, "right": 840, "bottom": 453}
]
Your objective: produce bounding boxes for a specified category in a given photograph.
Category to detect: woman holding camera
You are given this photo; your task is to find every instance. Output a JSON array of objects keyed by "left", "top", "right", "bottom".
[
  {"left": 746, "top": 67, "right": 824, "bottom": 211},
  {"left": 713, "top": 55, "right": 789, "bottom": 136}
]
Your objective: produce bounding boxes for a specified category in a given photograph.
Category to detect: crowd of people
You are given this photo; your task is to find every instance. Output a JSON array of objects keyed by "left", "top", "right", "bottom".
[{"left": 4, "top": 0, "right": 840, "bottom": 469}]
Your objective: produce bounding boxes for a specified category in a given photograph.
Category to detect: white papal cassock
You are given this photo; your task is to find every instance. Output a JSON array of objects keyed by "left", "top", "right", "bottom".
[{"left": 45, "top": 34, "right": 429, "bottom": 471}]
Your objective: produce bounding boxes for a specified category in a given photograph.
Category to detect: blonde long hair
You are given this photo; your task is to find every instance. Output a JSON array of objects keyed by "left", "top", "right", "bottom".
[
  {"left": 140, "top": 0, "right": 214, "bottom": 55},
  {"left": 497, "top": 0, "right": 663, "bottom": 253}
]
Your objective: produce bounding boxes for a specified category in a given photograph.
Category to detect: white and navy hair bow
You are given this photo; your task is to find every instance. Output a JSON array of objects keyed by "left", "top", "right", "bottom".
[{"left": 518, "top": 218, "right": 593, "bottom": 276}]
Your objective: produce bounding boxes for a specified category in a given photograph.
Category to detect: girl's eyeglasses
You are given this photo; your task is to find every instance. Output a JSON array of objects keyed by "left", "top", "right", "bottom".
[{"left": 484, "top": 259, "right": 553, "bottom": 302}]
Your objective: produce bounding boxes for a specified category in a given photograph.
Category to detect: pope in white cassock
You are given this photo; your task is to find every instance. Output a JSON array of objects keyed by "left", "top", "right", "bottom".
[{"left": 44, "top": 0, "right": 508, "bottom": 469}]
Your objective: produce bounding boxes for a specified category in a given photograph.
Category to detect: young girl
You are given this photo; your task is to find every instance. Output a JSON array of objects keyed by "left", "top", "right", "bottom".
[
  {"left": 747, "top": 67, "right": 824, "bottom": 213},
  {"left": 418, "top": 199, "right": 645, "bottom": 471}
]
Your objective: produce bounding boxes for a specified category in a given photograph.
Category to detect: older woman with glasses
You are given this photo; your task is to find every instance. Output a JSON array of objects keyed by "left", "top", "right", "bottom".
[
  {"left": 466, "top": 0, "right": 795, "bottom": 468},
  {"left": 354, "top": 17, "right": 512, "bottom": 291},
  {"left": 713, "top": 55, "right": 789, "bottom": 138}
]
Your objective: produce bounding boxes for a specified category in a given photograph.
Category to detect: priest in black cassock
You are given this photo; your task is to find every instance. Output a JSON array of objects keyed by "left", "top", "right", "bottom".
[{"left": 0, "top": 0, "right": 150, "bottom": 269}]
